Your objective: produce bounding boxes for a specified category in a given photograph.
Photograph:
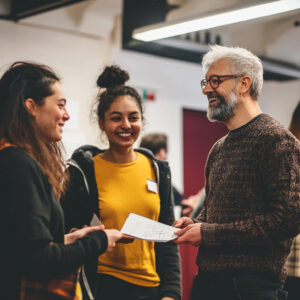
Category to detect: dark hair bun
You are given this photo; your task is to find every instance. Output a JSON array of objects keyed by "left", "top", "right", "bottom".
[{"left": 96, "top": 65, "right": 129, "bottom": 89}]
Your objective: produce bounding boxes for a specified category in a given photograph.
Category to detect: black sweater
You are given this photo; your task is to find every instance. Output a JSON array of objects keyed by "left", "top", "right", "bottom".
[{"left": 0, "top": 147, "right": 108, "bottom": 300}]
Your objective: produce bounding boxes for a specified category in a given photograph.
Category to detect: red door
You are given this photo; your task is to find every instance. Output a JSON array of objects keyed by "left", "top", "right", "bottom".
[{"left": 180, "top": 108, "right": 228, "bottom": 300}]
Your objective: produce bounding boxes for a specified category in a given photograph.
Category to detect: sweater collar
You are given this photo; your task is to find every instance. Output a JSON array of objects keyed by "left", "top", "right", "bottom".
[{"left": 229, "top": 113, "right": 264, "bottom": 135}]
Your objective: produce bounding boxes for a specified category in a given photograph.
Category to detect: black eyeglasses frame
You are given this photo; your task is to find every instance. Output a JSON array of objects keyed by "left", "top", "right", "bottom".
[{"left": 201, "top": 74, "right": 243, "bottom": 90}]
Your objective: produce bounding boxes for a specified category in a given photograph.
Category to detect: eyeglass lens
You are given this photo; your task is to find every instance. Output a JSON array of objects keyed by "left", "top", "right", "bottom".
[{"left": 201, "top": 75, "right": 220, "bottom": 89}]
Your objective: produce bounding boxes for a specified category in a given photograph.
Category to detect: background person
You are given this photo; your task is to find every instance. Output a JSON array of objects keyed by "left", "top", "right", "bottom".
[
  {"left": 174, "top": 45, "right": 300, "bottom": 300},
  {"left": 140, "top": 132, "right": 204, "bottom": 218},
  {"left": 139, "top": 132, "right": 184, "bottom": 206},
  {"left": 0, "top": 62, "right": 122, "bottom": 300},
  {"left": 180, "top": 188, "right": 205, "bottom": 218},
  {"left": 284, "top": 101, "right": 300, "bottom": 300},
  {"left": 61, "top": 65, "right": 181, "bottom": 300}
]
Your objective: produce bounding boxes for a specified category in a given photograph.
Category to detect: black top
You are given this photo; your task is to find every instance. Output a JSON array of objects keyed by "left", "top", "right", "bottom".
[{"left": 0, "top": 147, "right": 108, "bottom": 300}]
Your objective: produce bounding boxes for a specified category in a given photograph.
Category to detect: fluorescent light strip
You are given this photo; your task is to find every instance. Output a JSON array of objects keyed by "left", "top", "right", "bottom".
[{"left": 133, "top": 0, "right": 300, "bottom": 42}]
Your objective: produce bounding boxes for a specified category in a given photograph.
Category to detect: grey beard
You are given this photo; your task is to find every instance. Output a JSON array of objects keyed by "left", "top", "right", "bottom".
[{"left": 207, "top": 91, "right": 238, "bottom": 122}]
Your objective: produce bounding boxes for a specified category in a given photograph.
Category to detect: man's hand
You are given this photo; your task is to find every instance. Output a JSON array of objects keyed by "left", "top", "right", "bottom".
[
  {"left": 161, "top": 297, "right": 174, "bottom": 300},
  {"left": 173, "top": 217, "right": 194, "bottom": 229},
  {"left": 174, "top": 223, "right": 202, "bottom": 246}
]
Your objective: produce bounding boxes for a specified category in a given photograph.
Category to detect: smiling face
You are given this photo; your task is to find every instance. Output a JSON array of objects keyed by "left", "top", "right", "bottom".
[
  {"left": 202, "top": 58, "right": 240, "bottom": 122},
  {"left": 26, "top": 81, "right": 70, "bottom": 143},
  {"left": 99, "top": 95, "right": 142, "bottom": 151}
]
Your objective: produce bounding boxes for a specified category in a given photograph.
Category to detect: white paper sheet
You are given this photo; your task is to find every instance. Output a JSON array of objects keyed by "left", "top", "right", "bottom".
[{"left": 121, "top": 213, "right": 178, "bottom": 242}]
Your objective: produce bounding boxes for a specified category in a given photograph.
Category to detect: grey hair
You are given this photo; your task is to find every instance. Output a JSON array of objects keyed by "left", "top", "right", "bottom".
[{"left": 202, "top": 45, "right": 263, "bottom": 99}]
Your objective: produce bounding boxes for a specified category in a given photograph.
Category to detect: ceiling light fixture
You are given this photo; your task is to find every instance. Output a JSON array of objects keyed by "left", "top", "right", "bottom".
[{"left": 133, "top": 0, "right": 300, "bottom": 42}]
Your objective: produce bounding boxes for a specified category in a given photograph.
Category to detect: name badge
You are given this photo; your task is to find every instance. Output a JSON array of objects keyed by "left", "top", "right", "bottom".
[{"left": 147, "top": 179, "right": 158, "bottom": 193}]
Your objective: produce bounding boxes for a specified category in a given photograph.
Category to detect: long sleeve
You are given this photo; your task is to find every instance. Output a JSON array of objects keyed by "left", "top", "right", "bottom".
[
  {"left": 1, "top": 148, "right": 107, "bottom": 280},
  {"left": 193, "top": 115, "right": 300, "bottom": 281},
  {"left": 200, "top": 133, "right": 300, "bottom": 249},
  {"left": 23, "top": 231, "right": 107, "bottom": 278}
]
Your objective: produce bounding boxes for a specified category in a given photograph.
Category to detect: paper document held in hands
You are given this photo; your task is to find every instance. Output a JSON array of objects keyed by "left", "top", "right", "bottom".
[{"left": 121, "top": 213, "right": 178, "bottom": 242}]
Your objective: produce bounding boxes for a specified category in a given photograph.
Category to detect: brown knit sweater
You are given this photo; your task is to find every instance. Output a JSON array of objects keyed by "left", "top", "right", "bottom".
[{"left": 196, "top": 114, "right": 300, "bottom": 282}]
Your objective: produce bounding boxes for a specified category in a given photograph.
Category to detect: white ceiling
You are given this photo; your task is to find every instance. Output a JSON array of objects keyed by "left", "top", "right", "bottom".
[
  {"left": 19, "top": 0, "right": 300, "bottom": 67},
  {"left": 19, "top": 0, "right": 122, "bottom": 39}
]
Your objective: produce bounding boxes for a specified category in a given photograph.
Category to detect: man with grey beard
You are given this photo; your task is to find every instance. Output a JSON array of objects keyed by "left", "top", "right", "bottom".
[{"left": 173, "top": 45, "right": 300, "bottom": 300}]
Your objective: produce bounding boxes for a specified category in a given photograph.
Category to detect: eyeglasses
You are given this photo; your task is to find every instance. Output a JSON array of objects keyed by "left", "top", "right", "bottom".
[{"left": 200, "top": 74, "right": 242, "bottom": 90}]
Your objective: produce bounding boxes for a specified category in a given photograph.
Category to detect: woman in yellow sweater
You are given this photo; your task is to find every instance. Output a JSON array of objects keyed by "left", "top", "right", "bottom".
[{"left": 61, "top": 65, "right": 181, "bottom": 300}]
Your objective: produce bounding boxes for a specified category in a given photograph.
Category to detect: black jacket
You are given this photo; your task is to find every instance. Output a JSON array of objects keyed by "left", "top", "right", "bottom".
[
  {"left": 1, "top": 147, "right": 108, "bottom": 300},
  {"left": 60, "top": 145, "right": 181, "bottom": 300}
]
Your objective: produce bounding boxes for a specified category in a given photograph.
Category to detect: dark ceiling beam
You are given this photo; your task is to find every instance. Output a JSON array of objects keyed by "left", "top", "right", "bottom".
[
  {"left": 10, "top": 0, "right": 85, "bottom": 21},
  {"left": 122, "top": 0, "right": 168, "bottom": 48},
  {"left": 122, "top": 0, "right": 300, "bottom": 81},
  {"left": 0, "top": 0, "right": 12, "bottom": 20}
]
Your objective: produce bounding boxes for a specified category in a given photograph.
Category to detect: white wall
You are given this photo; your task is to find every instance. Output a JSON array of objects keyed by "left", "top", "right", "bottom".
[
  {"left": 0, "top": 19, "right": 109, "bottom": 156},
  {"left": 1, "top": 19, "right": 299, "bottom": 194},
  {"left": 260, "top": 80, "right": 300, "bottom": 127}
]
